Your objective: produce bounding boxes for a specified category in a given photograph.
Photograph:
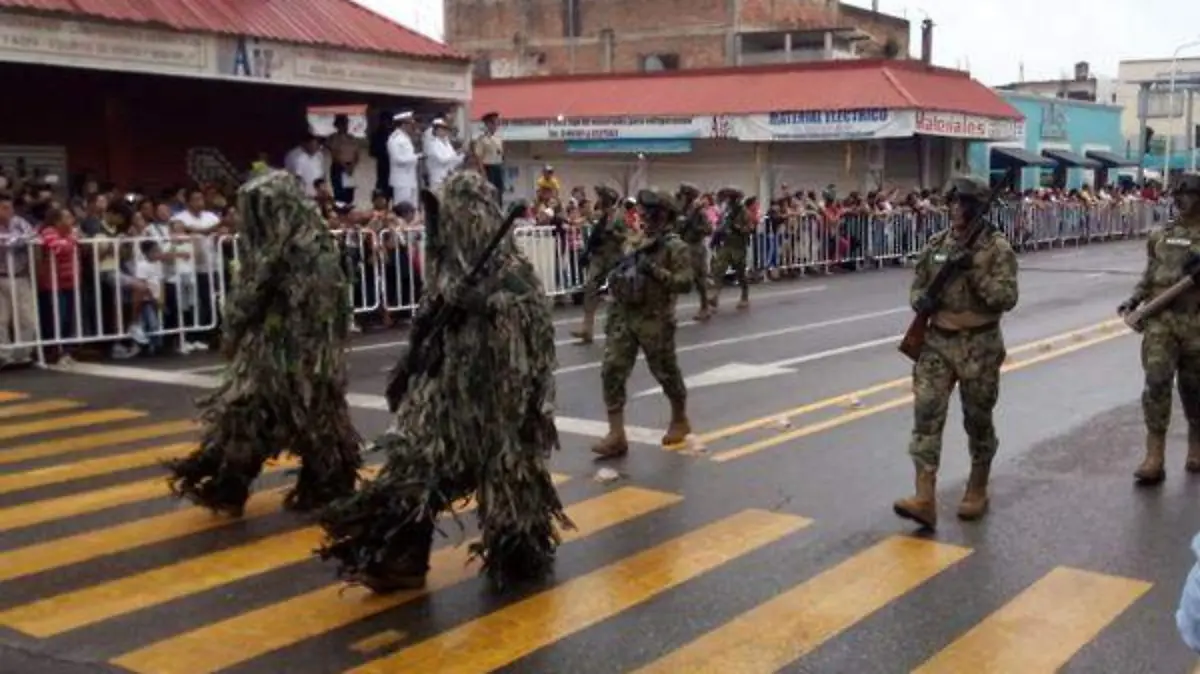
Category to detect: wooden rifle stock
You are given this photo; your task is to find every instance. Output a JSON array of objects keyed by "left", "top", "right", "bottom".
[
  {"left": 898, "top": 311, "right": 932, "bottom": 361},
  {"left": 1123, "top": 276, "right": 1196, "bottom": 331}
]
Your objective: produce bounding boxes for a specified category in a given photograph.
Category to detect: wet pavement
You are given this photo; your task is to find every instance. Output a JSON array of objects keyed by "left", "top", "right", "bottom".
[{"left": 0, "top": 238, "right": 1197, "bottom": 673}]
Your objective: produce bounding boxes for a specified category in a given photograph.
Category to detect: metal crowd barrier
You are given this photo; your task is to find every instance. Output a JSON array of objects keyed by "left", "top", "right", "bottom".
[{"left": 0, "top": 199, "right": 1173, "bottom": 365}]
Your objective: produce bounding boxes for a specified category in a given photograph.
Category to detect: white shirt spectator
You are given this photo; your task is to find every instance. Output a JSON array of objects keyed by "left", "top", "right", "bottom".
[
  {"left": 173, "top": 210, "right": 221, "bottom": 274},
  {"left": 387, "top": 127, "right": 420, "bottom": 206},
  {"left": 285, "top": 146, "right": 327, "bottom": 197},
  {"left": 425, "top": 132, "right": 464, "bottom": 191}
]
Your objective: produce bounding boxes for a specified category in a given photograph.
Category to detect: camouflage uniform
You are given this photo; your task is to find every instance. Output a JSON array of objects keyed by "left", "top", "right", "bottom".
[
  {"left": 592, "top": 189, "right": 695, "bottom": 459},
  {"left": 709, "top": 187, "right": 754, "bottom": 311},
  {"left": 1120, "top": 172, "right": 1200, "bottom": 485},
  {"left": 571, "top": 186, "right": 625, "bottom": 343},
  {"left": 893, "top": 175, "right": 1019, "bottom": 530},
  {"left": 676, "top": 182, "right": 714, "bottom": 320}
]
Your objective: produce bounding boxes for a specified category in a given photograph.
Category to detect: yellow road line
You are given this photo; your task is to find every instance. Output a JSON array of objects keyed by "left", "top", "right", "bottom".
[
  {"left": 712, "top": 328, "right": 1131, "bottom": 463},
  {"left": 913, "top": 567, "right": 1151, "bottom": 673},
  {"left": 633, "top": 536, "right": 970, "bottom": 673},
  {"left": 0, "top": 409, "right": 146, "bottom": 442},
  {"left": 0, "top": 399, "right": 84, "bottom": 419},
  {"left": 0, "top": 442, "right": 195, "bottom": 495},
  {"left": 111, "top": 485, "right": 681, "bottom": 674},
  {"left": 1, "top": 471, "right": 569, "bottom": 638},
  {"left": 693, "top": 318, "right": 1127, "bottom": 446},
  {"left": 346, "top": 509, "right": 811, "bottom": 674},
  {"left": 0, "top": 458, "right": 297, "bottom": 534},
  {"left": 0, "top": 391, "right": 29, "bottom": 403},
  {"left": 0, "top": 420, "right": 198, "bottom": 466}
]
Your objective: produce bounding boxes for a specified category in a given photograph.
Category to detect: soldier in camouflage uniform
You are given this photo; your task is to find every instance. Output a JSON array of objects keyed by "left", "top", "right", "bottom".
[
  {"left": 893, "top": 175, "right": 1019, "bottom": 530},
  {"left": 571, "top": 186, "right": 625, "bottom": 343},
  {"left": 592, "top": 189, "right": 695, "bottom": 459},
  {"left": 676, "top": 182, "right": 714, "bottom": 321},
  {"left": 1119, "top": 172, "right": 1200, "bottom": 485},
  {"left": 709, "top": 187, "right": 753, "bottom": 311}
]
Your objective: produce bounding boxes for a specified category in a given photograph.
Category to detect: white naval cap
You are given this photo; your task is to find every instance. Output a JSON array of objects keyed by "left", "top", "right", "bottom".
[
  {"left": 393, "top": 111, "right": 414, "bottom": 122},
  {"left": 431, "top": 118, "right": 449, "bottom": 127}
]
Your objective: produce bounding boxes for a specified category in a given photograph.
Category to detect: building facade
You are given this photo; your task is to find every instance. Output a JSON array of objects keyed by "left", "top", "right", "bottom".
[
  {"left": 1116, "top": 57, "right": 1200, "bottom": 175},
  {"left": 969, "top": 92, "right": 1128, "bottom": 190},
  {"left": 445, "top": 0, "right": 911, "bottom": 78},
  {"left": 995, "top": 62, "right": 1118, "bottom": 105}
]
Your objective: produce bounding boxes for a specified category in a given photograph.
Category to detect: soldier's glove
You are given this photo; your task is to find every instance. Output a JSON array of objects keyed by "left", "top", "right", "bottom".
[
  {"left": 1117, "top": 298, "right": 1141, "bottom": 317},
  {"left": 912, "top": 293, "right": 939, "bottom": 315}
]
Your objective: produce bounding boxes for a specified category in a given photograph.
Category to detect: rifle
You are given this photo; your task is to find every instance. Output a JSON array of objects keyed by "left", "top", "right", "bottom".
[
  {"left": 1123, "top": 275, "right": 1195, "bottom": 332},
  {"left": 384, "top": 192, "right": 525, "bottom": 411},
  {"left": 897, "top": 166, "right": 1016, "bottom": 362}
]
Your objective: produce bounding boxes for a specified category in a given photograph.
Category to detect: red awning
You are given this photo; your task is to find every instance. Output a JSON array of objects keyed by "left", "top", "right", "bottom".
[
  {"left": 473, "top": 60, "right": 1020, "bottom": 121},
  {"left": 0, "top": 0, "right": 465, "bottom": 61}
]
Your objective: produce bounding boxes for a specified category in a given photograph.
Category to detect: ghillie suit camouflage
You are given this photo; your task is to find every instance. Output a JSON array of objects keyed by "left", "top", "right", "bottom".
[
  {"left": 318, "top": 171, "right": 571, "bottom": 593},
  {"left": 164, "top": 170, "right": 363, "bottom": 516}
]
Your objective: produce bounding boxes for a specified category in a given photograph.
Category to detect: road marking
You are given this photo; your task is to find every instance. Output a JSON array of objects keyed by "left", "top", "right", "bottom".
[
  {"left": 0, "top": 458, "right": 295, "bottom": 535},
  {"left": 691, "top": 318, "right": 1128, "bottom": 448},
  {"left": 634, "top": 536, "right": 971, "bottom": 673},
  {"left": 0, "top": 472, "right": 569, "bottom": 637},
  {"left": 711, "top": 326, "right": 1132, "bottom": 462},
  {"left": 350, "top": 630, "right": 407, "bottom": 655},
  {"left": 913, "top": 567, "right": 1151, "bottom": 673},
  {"left": 0, "top": 399, "right": 84, "bottom": 419},
  {"left": 346, "top": 509, "right": 809, "bottom": 674},
  {"left": 51, "top": 364, "right": 667, "bottom": 446},
  {"left": 554, "top": 306, "right": 910, "bottom": 375},
  {"left": 110, "top": 486, "right": 682, "bottom": 674},
  {"left": 0, "top": 409, "right": 146, "bottom": 442},
  {"left": 0, "top": 441, "right": 196, "bottom": 495},
  {"left": 0, "top": 420, "right": 197, "bottom": 466},
  {"left": 0, "top": 391, "right": 29, "bottom": 403}
]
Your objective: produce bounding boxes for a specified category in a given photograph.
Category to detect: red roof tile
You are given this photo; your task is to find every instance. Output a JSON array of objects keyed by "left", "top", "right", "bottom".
[
  {"left": 0, "top": 0, "right": 466, "bottom": 61},
  {"left": 473, "top": 60, "right": 1021, "bottom": 121}
]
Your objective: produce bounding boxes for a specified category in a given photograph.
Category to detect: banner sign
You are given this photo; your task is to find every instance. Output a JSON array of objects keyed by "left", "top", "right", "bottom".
[
  {"left": 566, "top": 139, "right": 692, "bottom": 154},
  {"left": 497, "top": 116, "right": 712, "bottom": 142},
  {"left": 915, "top": 111, "right": 1023, "bottom": 141},
  {"left": 733, "top": 108, "right": 916, "bottom": 142}
]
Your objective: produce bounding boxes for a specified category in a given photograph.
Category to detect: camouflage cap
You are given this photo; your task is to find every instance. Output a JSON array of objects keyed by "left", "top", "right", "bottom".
[
  {"left": 717, "top": 186, "right": 744, "bottom": 200},
  {"left": 1176, "top": 172, "right": 1200, "bottom": 195},
  {"left": 944, "top": 175, "right": 990, "bottom": 200},
  {"left": 594, "top": 185, "right": 620, "bottom": 203},
  {"left": 677, "top": 182, "right": 700, "bottom": 197},
  {"left": 637, "top": 188, "right": 679, "bottom": 215}
]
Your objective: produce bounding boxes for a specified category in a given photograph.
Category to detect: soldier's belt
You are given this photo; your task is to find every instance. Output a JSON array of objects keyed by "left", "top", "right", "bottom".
[{"left": 929, "top": 321, "right": 999, "bottom": 337}]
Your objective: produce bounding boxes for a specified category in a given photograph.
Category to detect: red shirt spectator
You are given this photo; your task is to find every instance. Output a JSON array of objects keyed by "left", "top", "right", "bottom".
[{"left": 38, "top": 222, "right": 79, "bottom": 291}]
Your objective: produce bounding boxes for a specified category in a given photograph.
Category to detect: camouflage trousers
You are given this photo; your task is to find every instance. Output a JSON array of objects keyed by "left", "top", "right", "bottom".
[
  {"left": 601, "top": 305, "right": 686, "bottom": 410},
  {"left": 909, "top": 325, "right": 1006, "bottom": 470},
  {"left": 710, "top": 241, "right": 748, "bottom": 287},
  {"left": 1140, "top": 312, "right": 1200, "bottom": 434},
  {"left": 687, "top": 242, "right": 710, "bottom": 297}
]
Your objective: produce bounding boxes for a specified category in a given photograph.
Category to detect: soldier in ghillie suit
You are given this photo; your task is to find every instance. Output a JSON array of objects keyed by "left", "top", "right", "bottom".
[
  {"left": 1120, "top": 172, "right": 1200, "bottom": 485},
  {"left": 572, "top": 185, "right": 625, "bottom": 343},
  {"left": 164, "top": 170, "right": 362, "bottom": 516},
  {"left": 676, "top": 182, "right": 714, "bottom": 321},
  {"left": 318, "top": 171, "right": 571, "bottom": 593},
  {"left": 592, "top": 189, "right": 695, "bottom": 459},
  {"left": 709, "top": 187, "right": 754, "bottom": 311},
  {"left": 894, "top": 175, "right": 1019, "bottom": 530}
]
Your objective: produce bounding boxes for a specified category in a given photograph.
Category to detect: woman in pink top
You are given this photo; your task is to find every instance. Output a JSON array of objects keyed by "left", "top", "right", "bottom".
[{"left": 36, "top": 207, "right": 79, "bottom": 362}]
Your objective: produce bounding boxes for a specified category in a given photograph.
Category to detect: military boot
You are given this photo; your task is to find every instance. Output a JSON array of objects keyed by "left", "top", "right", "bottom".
[
  {"left": 1188, "top": 426, "right": 1200, "bottom": 474},
  {"left": 709, "top": 289, "right": 720, "bottom": 313},
  {"left": 694, "top": 292, "right": 712, "bottom": 322},
  {"left": 360, "top": 518, "right": 434, "bottom": 594},
  {"left": 736, "top": 283, "right": 750, "bottom": 310},
  {"left": 592, "top": 409, "right": 629, "bottom": 460},
  {"left": 570, "top": 300, "right": 597, "bottom": 344},
  {"left": 662, "top": 397, "right": 692, "bottom": 446},
  {"left": 957, "top": 462, "right": 991, "bottom": 521},
  {"left": 1134, "top": 432, "right": 1167, "bottom": 485},
  {"left": 893, "top": 465, "right": 938, "bottom": 530}
]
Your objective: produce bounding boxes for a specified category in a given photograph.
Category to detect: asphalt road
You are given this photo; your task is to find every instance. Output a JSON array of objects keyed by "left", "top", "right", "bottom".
[{"left": 1, "top": 237, "right": 1198, "bottom": 673}]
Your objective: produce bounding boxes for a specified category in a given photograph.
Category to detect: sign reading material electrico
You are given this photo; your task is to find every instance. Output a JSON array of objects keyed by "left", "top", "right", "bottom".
[
  {"left": 498, "top": 116, "right": 712, "bottom": 142},
  {"left": 734, "top": 108, "right": 916, "bottom": 141}
]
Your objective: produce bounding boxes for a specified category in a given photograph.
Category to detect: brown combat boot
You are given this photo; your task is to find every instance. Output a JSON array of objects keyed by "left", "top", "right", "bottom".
[
  {"left": 1188, "top": 426, "right": 1200, "bottom": 474},
  {"left": 592, "top": 409, "right": 629, "bottom": 460},
  {"left": 693, "top": 292, "right": 712, "bottom": 322},
  {"left": 359, "top": 519, "right": 434, "bottom": 594},
  {"left": 662, "top": 397, "right": 691, "bottom": 446},
  {"left": 1134, "top": 432, "right": 1167, "bottom": 485},
  {"left": 893, "top": 465, "right": 938, "bottom": 530},
  {"left": 957, "top": 462, "right": 991, "bottom": 521},
  {"left": 736, "top": 283, "right": 750, "bottom": 310},
  {"left": 571, "top": 302, "right": 596, "bottom": 344}
]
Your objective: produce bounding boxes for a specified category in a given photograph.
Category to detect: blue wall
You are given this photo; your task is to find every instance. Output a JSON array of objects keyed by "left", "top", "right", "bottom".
[{"left": 968, "top": 93, "right": 1127, "bottom": 190}]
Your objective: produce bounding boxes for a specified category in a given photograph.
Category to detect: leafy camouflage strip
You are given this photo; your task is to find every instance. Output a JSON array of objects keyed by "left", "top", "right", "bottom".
[
  {"left": 319, "top": 171, "right": 572, "bottom": 590},
  {"left": 165, "top": 170, "right": 363, "bottom": 516}
]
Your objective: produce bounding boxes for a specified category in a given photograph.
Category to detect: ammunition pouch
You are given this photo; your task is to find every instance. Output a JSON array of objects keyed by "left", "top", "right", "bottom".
[{"left": 607, "top": 262, "right": 648, "bottom": 305}]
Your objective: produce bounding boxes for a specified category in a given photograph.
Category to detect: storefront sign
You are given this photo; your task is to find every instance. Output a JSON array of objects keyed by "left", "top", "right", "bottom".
[
  {"left": 916, "top": 111, "right": 1022, "bottom": 141},
  {"left": 566, "top": 139, "right": 692, "bottom": 154},
  {"left": 0, "top": 11, "right": 208, "bottom": 75},
  {"left": 498, "top": 116, "right": 712, "bottom": 142},
  {"left": 734, "top": 108, "right": 916, "bottom": 141}
]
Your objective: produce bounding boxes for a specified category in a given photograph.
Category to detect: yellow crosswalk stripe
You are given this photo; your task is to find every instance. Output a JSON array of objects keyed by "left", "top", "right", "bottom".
[
  {"left": 0, "top": 471, "right": 571, "bottom": 638},
  {"left": 0, "top": 391, "right": 29, "bottom": 403},
  {"left": 346, "top": 509, "right": 810, "bottom": 674},
  {"left": 0, "top": 409, "right": 146, "bottom": 442},
  {"left": 112, "top": 485, "right": 681, "bottom": 674},
  {"left": 0, "top": 420, "right": 198, "bottom": 466},
  {"left": 633, "top": 536, "right": 971, "bottom": 673},
  {"left": 0, "top": 442, "right": 195, "bottom": 495},
  {"left": 913, "top": 566, "right": 1151, "bottom": 673},
  {"left": 0, "top": 399, "right": 84, "bottom": 419},
  {"left": 0, "top": 458, "right": 296, "bottom": 535}
]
